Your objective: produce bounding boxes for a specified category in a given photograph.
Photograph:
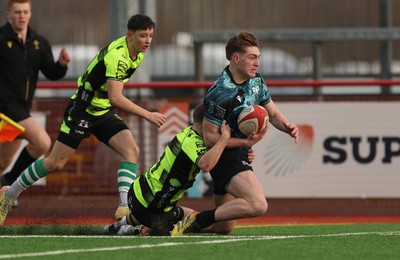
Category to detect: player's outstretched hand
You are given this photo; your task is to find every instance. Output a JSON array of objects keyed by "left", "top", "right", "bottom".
[
  {"left": 148, "top": 112, "right": 167, "bottom": 127},
  {"left": 284, "top": 122, "right": 299, "bottom": 143},
  {"left": 220, "top": 120, "right": 231, "bottom": 140}
]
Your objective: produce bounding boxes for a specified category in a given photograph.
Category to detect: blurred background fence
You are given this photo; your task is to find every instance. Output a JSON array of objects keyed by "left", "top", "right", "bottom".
[
  {"left": 1, "top": 0, "right": 400, "bottom": 83},
  {"left": 1, "top": 0, "right": 400, "bottom": 224}
]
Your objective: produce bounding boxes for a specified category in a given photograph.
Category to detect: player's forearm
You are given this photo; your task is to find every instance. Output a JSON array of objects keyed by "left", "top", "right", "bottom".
[
  {"left": 205, "top": 131, "right": 252, "bottom": 149},
  {"left": 198, "top": 136, "right": 229, "bottom": 172},
  {"left": 270, "top": 111, "right": 290, "bottom": 134},
  {"left": 111, "top": 95, "right": 151, "bottom": 120},
  {"left": 225, "top": 137, "right": 253, "bottom": 149}
]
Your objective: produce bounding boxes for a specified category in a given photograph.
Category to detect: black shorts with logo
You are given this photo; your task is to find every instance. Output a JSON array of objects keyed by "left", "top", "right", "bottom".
[
  {"left": 57, "top": 99, "right": 128, "bottom": 149},
  {"left": 210, "top": 147, "right": 253, "bottom": 195}
]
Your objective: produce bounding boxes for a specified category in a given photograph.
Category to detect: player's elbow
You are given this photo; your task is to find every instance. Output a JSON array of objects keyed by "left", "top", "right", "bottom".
[
  {"left": 197, "top": 154, "right": 218, "bottom": 172},
  {"left": 201, "top": 165, "right": 213, "bottom": 173},
  {"left": 198, "top": 161, "right": 213, "bottom": 172},
  {"left": 109, "top": 95, "right": 121, "bottom": 107}
]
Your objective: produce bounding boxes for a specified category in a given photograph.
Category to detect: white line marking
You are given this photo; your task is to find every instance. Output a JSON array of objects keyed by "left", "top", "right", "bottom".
[{"left": 0, "top": 231, "right": 399, "bottom": 259}]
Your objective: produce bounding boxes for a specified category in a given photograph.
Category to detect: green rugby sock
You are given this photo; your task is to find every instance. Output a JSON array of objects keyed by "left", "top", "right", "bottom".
[
  {"left": 117, "top": 162, "right": 137, "bottom": 205},
  {"left": 8, "top": 159, "right": 47, "bottom": 199}
]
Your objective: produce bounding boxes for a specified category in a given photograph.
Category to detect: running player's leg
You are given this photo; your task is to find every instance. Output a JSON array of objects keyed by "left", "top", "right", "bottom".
[
  {"left": 215, "top": 169, "right": 268, "bottom": 221},
  {"left": 99, "top": 121, "right": 139, "bottom": 219},
  {"left": 0, "top": 141, "right": 77, "bottom": 225},
  {"left": 108, "top": 130, "right": 139, "bottom": 208},
  {"left": 8, "top": 141, "right": 76, "bottom": 198},
  {"left": 1, "top": 116, "right": 51, "bottom": 185},
  {"left": 0, "top": 101, "right": 89, "bottom": 224}
]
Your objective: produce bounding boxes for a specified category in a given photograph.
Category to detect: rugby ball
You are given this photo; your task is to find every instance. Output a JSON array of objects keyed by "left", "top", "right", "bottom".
[{"left": 237, "top": 105, "right": 269, "bottom": 136}]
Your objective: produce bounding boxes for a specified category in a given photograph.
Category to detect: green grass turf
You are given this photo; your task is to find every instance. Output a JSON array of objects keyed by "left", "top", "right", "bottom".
[{"left": 0, "top": 223, "right": 399, "bottom": 260}]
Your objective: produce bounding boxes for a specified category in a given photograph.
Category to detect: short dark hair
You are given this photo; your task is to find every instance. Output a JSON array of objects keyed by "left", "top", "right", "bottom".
[
  {"left": 225, "top": 32, "right": 259, "bottom": 60},
  {"left": 192, "top": 104, "right": 204, "bottom": 124},
  {"left": 127, "top": 14, "right": 156, "bottom": 31},
  {"left": 7, "top": 0, "right": 31, "bottom": 10}
]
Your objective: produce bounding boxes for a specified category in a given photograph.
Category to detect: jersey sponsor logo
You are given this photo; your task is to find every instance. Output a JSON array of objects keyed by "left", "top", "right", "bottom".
[
  {"left": 195, "top": 141, "right": 207, "bottom": 157},
  {"left": 116, "top": 60, "right": 129, "bottom": 79},
  {"left": 208, "top": 101, "right": 226, "bottom": 120},
  {"left": 252, "top": 85, "right": 260, "bottom": 94},
  {"left": 195, "top": 141, "right": 206, "bottom": 149},
  {"left": 196, "top": 149, "right": 207, "bottom": 157}
]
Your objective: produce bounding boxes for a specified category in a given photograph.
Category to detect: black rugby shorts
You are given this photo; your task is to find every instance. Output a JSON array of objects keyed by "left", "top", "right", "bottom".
[
  {"left": 57, "top": 100, "right": 128, "bottom": 149},
  {"left": 0, "top": 103, "right": 30, "bottom": 122},
  {"left": 210, "top": 148, "right": 253, "bottom": 195}
]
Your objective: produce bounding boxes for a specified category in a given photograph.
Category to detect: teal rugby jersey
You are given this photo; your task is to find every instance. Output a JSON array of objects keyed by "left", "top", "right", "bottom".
[
  {"left": 204, "top": 66, "right": 272, "bottom": 138},
  {"left": 134, "top": 126, "right": 208, "bottom": 212},
  {"left": 71, "top": 36, "right": 144, "bottom": 116}
]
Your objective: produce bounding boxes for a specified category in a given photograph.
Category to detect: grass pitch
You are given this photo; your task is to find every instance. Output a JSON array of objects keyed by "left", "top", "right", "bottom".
[{"left": 0, "top": 223, "right": 399, "bottom": 259}]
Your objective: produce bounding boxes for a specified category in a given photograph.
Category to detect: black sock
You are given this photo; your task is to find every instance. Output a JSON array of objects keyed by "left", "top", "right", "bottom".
[
  {"left": 3, "top": 147, "right": 36, "bottom": 184},
  {"left": 196, "top": 209, "right": 216, "bottom": 229}
]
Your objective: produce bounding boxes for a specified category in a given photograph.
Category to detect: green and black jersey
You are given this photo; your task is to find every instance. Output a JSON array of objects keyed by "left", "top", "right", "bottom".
[
  {"left": 71, "top": 36, "right": 143, "bottom": 116},
  {"left": 134, "top": 126, "right": 208, "bottom": 212}
]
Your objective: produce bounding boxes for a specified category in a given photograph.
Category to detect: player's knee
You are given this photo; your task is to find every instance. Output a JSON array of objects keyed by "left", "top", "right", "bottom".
[
  {"left": 251, "top": 198, "right": 268, "bottom": 217},
  {"left": 132, "top": 144, "right": 140, "bottom": 156},
  {"left": 124, "top": 144, "right": 140, "bottom": 161},
  {"left": 38, "top": 134, "right": 51, "bottom": 152},
  {"left": 29, "top": 134, "right": 51, "bottom": 155}
]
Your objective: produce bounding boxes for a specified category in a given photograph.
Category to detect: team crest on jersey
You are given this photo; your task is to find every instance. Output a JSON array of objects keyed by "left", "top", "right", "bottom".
[
  {"left": 116, "top": 60, "right": 129, "bottom": 79},
  {"left": 33, "top": 40, "right": 40, "bottom": 50},
  {"left": 252, "top": 85, "right": 260, "bottom": 94},
  {"left": 7, "top": 41, "right": 12, "bottom": 48}
]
